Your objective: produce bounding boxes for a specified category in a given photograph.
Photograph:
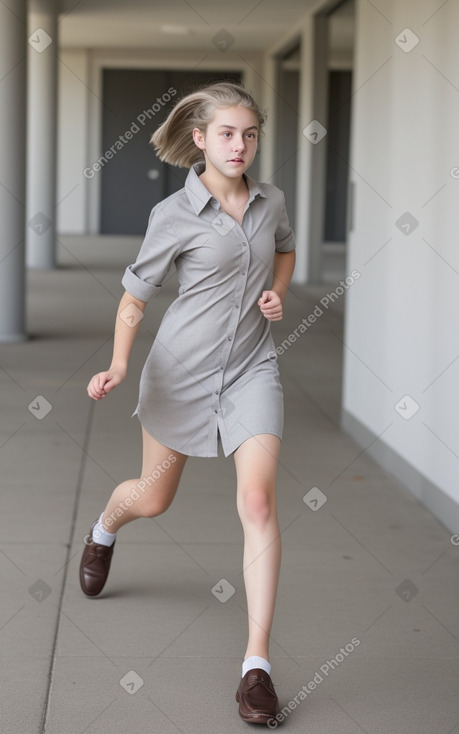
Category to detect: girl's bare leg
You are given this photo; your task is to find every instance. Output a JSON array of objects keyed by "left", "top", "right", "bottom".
[
  {"left": 234, "top": 434, "right": 282, "bottom": 662},
  {"left": 100, "top": 428, "right": 188, "bottom": 533}
]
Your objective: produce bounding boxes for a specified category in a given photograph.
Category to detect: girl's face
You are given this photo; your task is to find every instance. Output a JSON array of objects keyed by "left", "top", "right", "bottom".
[{"left": 193, "top": 105, "right": 259, "bottom": 179}]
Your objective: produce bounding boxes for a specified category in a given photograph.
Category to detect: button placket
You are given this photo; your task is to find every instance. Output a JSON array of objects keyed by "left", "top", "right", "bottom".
[
  {"left": 211, "top": 221, "right": 250, "bottom": 418},
  {"left": 225, "top": 232, "right": 249, "bottom": 351}
]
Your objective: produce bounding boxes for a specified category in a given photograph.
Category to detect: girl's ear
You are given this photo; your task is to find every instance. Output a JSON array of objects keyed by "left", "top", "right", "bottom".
[{"left": 192, "top": 127, "right": 206, "bottom": 151}]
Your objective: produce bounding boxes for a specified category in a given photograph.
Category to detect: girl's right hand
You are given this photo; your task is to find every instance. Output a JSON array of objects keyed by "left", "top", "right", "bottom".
[{"left": 87, "top": 365, "right": 127, "bottom": 401}]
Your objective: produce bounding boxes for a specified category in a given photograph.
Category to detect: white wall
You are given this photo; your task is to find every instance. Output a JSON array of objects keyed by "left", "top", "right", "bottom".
[
  {"left": 342, "top": 0, "right": 459, "bottom": 531},
  {"left": 56, "top": 50, "right": 89, "bottom": 233}
]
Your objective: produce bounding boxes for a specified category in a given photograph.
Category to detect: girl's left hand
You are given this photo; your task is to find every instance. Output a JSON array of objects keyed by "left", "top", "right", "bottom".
[{"left": 258, "top": 290, "right": 283, "bottom": 321}]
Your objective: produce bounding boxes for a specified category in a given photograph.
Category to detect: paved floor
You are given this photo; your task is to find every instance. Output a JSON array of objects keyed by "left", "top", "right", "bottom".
[{"left": 1, "top": 237, "right": 459, "bottom": 734}]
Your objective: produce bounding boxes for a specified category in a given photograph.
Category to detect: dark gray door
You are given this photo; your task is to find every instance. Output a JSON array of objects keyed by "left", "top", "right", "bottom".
[
  {"left": 324, "top": 70, "right": 352, "bottom": 242},
  {"left": 101, "top": 69, "right": 241, "bottom": 234},
  {"left": 275, "top": 66, "right": 299, "bottom": 228}
]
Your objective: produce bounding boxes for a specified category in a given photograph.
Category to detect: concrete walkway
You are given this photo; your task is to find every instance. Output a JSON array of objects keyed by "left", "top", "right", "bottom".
[{"left": 1, "top": 237, "right": 458, "bottom": 734}]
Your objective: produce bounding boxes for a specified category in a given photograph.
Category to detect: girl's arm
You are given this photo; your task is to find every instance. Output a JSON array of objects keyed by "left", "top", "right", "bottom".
[
  {"left": 258, "top": 250, "right": 296, "bottom": 322},
  {"left": 87, "top": 290, "right": 147, "bottom": 401}
]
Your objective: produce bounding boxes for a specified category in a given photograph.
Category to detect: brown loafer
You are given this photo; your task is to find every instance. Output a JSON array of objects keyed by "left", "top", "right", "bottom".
[
  {"left": 79, "top": 522, "right": 115, "bottom": 597},
  {"left": 236, "top": 668, "right": 280, "bottom": 726}
]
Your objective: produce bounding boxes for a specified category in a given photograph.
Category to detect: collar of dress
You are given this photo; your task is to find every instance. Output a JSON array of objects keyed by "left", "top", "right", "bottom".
[{"left": 184, "top": 160, "right": 267, "bottom": 216}]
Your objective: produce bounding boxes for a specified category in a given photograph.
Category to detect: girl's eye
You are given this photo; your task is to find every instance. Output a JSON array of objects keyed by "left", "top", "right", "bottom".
[{"left": 222, "top": 132, "right": 232, "bottom": 138}]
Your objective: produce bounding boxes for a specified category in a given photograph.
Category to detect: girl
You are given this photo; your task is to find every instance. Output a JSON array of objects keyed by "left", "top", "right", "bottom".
[{"left": 80, "top": 82, "right": 296, "bottom": 726}]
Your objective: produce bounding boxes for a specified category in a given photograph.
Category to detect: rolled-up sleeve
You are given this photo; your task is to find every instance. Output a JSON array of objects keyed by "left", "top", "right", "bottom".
[
  {"left": 122, "top": 204, "right": 182, "bottom": 302},
  {"left": 275, "top": 194, "right": 296, "bottom": 253}
]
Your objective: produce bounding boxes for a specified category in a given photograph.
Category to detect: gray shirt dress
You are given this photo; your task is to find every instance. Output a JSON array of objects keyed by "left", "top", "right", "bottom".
[{"left": 122, "top": 162, "right": 296, "bottom": 458}]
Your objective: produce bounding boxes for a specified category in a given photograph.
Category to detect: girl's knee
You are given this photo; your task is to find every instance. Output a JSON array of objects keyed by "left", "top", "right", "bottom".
[
  {"left": 134, "top": 472, "right": 181, "bottom": 518},
  {"left": 138, "top": 495, "right": 173, "bottom": 518},
  {"left": 238, "top": 484, "right": 276, "bottom": 526}
]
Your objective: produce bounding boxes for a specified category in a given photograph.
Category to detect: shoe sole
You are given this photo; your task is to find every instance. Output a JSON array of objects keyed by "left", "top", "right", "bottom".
[{"left": 235, "top": 691, "right": 278, "bottom": 726}]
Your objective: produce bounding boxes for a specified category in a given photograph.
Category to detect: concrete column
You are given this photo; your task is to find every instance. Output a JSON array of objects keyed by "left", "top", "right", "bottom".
[
  {"left": 0, "top": 1, "right": 27, "bottom": 342},
  {"left": 306, "top": 14, "right": 329, "bottom": 282},
  {"left": 294, "top": 17, "right": 315, "bottom": 284},
  {"left": 26, "top": 0, "right": 58, "bottom": 269}
]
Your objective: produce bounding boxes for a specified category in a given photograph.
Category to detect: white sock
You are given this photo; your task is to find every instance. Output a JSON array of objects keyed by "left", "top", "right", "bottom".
[
  {"left": 92, "top": 513, "right": 117, "bottom": 547},
  {"left": 242, "top": 656, "right": 271, "bottom": 678}
]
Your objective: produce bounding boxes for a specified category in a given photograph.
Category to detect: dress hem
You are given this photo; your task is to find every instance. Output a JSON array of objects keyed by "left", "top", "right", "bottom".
[{"left": 136, "top": 414, "right": 282, "bottom": 459}]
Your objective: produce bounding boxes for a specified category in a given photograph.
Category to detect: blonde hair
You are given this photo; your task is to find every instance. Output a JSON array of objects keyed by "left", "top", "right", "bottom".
[{"left": 150, "top": 82, "right": 266, "bottom": 168}]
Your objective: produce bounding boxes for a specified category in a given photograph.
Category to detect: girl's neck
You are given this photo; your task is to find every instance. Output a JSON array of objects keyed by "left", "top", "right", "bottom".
[{"left": 199, "top": 160, "right": 248, "bottom": 202}]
